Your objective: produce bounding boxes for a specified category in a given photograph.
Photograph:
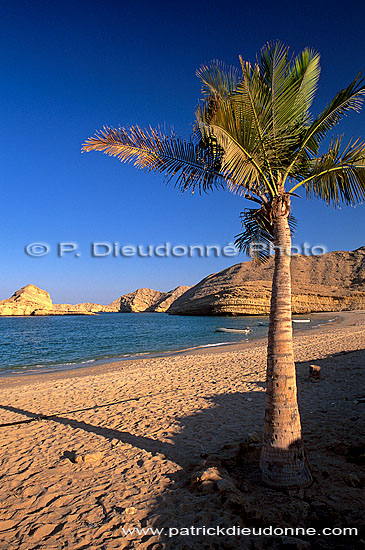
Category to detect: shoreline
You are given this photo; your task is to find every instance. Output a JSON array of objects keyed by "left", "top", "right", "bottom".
[{"left": 0, "top": 310, "right": 362, "bottom": 389}]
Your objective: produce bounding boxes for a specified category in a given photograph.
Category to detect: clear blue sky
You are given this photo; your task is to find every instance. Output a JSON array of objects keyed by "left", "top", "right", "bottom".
[{"left": 1, "top": 0, "right": 364, "bottom": 304}]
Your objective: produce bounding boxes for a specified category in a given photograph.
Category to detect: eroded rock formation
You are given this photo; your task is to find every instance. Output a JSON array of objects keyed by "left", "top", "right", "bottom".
[
  {"left": 0, "top": 285, "right": 116, "bottom": 316},
  {"left": 147, "top": 286, "right": 191, "bottom": 312},
  {"left": 168, "top": 248, "right": 365, "bottom": 316},
  {"left": 0, "top": 285, "right": 54, "bottom": 316},
  {"left": 0, "top": 285, "right": 190, "bottom": 316},
  {"left": 109, "top": 288, "right": 166, "bottom": 313}
]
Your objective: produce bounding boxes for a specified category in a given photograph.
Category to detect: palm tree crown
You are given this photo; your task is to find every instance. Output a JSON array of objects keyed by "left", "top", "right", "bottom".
[{"left": 82, "top": 41, "right": 365, "bottom": 215}]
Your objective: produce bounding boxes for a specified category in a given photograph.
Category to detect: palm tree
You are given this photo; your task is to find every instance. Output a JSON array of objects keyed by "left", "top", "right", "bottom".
[{"left": 82, "top": 42, "right": 365, "bottom": 487}]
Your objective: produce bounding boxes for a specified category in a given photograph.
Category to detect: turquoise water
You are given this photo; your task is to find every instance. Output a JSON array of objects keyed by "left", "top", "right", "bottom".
[{"left": 0, "top": 313, "right": 329, "bottom": 375}]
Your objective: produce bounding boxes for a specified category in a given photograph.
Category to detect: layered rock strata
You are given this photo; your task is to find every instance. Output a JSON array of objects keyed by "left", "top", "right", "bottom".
[{"left": 168, "top": 248, "right": 365, "bottom": 316}]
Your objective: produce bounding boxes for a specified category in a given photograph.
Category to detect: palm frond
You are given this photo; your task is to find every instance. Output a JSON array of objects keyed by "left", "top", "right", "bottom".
[
  {"left": 308, "top": 74, "right": 365, "bottom": 143},
  {"left": 283, "top": 73, "right": 365, "bottom": 183},
  {"left": 234, "top": 43, "right": 321, "bottom": 177},
  {"left": 290, "top": 47, "right": 321, "bottom": 118},
  {"left": 258, "top": 41, "right": 292, "bottom": 134},
  {"left": 208, "top": 123, "right": 275, "bottom": 196},
  {"left": 196, "top": 60, "right": 239, "bottom": 98},
  {"left": 194, "top": 43, "right": 324, "bottom": 192},
  {"left": 234, "top": 206, "right": 274, "bottom": 261},
  {"left": 290, "top": 136, "right": 365, "bottom": 206},
  {"left": 234, "top": 205, "right": 297, "bottom": 261},
  {"left": 270, "top": 46, "right": 321, "bottom": 132},
  {"left": 82, "top": 125, "right": 226, "bottom": 194},
  {"left": 195, "top": 75, "right": 278, "bottom": 196},
  {"left": 236, "top": 57, "right": 276, "bottom": 186}
]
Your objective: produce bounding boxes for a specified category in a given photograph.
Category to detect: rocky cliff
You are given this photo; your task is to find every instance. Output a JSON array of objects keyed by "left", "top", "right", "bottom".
[
  {"left": 0, "top": 285, "right": 190, "bottom": 316},
  {"left": 109, "top": 288, "right": 165, "bottom": 313},
  {"left": 146, "top": 286, "right": 191, "bottom": 312},
  {"left": 0, "top": 285, "right": 54, "bottom": 316},
  {"left": 0, "top": 285, "right": 116, "bottom": 316},
  {"left": 167, "top": 248, "right": 365, "bottom": 316},
  {"left": 109, "top": 286, "right": 190, "bottom": 313},
  {"left": 52, "top": 303, "right": 118, "bottom": 314}
]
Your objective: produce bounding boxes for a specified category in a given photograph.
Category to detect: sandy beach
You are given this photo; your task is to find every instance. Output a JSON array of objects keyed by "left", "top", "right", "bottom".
[{"left": 0, "top": 311, "right": 364, "bottom": 549}]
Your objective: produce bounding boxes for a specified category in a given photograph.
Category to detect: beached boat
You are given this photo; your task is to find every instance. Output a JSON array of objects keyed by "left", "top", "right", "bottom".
[{"left": 215, "top": 327, "right": 251, "bottom": 333}]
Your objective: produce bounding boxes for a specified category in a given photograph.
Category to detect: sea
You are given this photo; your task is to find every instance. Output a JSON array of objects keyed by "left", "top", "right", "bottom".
[{"left": 0, "top": 313, "right": 334, "bottom": 376}]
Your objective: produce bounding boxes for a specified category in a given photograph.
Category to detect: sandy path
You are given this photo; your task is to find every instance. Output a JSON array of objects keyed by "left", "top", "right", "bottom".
[{"left": 0, "top": 312, "right": 364, "bottom": 549}]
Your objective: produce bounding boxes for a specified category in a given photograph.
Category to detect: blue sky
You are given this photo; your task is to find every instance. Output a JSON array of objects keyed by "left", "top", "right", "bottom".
[{"left": 1, "top": 0, "right": 364, "bottom": 304}]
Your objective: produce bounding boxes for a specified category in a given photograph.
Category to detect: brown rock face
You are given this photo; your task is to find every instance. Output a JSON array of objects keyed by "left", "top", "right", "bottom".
[
  {"left": 168, "top": 248, "right": 365, "bottom": 316},
  {"left": 109, "top": 286, "right": 191, "bottom": 313},
  {"left": 0, "top": 285, "right": 116, "bottom": 316},
  {"left": 146, "top": 286, "right": 191, "bottom": 312},
  {"left": 0, "top": 285, "right": 53, "bottom": 316},
  {"left": 109, "top": 288, "right": 166, "bottom": 312},
  {"left": 52, "top": 303, "right": 118, "bottom": 314}
]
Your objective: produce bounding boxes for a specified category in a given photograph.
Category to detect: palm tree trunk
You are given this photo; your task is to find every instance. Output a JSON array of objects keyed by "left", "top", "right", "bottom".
[{"left": 259, "top": 194, "right": 312, "bottom": 487}]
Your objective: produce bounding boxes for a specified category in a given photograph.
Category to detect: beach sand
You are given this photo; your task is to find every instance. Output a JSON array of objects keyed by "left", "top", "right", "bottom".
[{"left": 0, "top": 311, "right": 364, "bottom": 549}]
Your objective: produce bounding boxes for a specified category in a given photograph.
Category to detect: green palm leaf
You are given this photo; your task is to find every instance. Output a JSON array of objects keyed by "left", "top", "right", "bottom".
[
  {"left": 207, "top": 123, "right": 273, "bottom": 196},
  {"left": 259, "top": 43, "right": 321, "bottom": 130},
  {"left": 196, "top": 60, "right": 239, "bottom": 98},
  {"left": 81, "top": 125, "right": 226, "bottom": 194},
  {"left": 283, "top": 74, "right": 365, "bottom": 183},
  {"left": 308, "top": 74, "right": 365, "bottom": 143},
  {"left": 196, "top": 42, "right": 322, "bottom": 187},
  {"left": 293, "top": 136, "right": 365, "bottom": 206},
  {"left": 234, "top": 205, "right": 297, "bottom": 261}
]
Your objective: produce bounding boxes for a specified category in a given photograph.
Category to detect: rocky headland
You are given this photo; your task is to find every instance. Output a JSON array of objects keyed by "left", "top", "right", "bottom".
[
  {"left": 168, "top": 247, "right": 365, "bottom": 315},
  {"left": 0, "top": 284, "right": 190, "bottom": 316}
]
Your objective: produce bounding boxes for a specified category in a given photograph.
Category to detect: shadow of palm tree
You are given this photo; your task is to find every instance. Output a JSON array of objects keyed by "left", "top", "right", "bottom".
[
  {"left": 0, "top": 388, "right": 265, "bottom": 468},
  {"left": 0, "top": 348, "right": 363, "bottom": 548}
]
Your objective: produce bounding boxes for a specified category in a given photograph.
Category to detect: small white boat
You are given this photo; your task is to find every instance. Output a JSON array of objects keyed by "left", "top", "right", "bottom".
[
  {"left": 215, "top": 327, "right": 251, "bottom": 334},
  {"left": 292, "top": 319, "right": 311, "bottom": 323}
]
